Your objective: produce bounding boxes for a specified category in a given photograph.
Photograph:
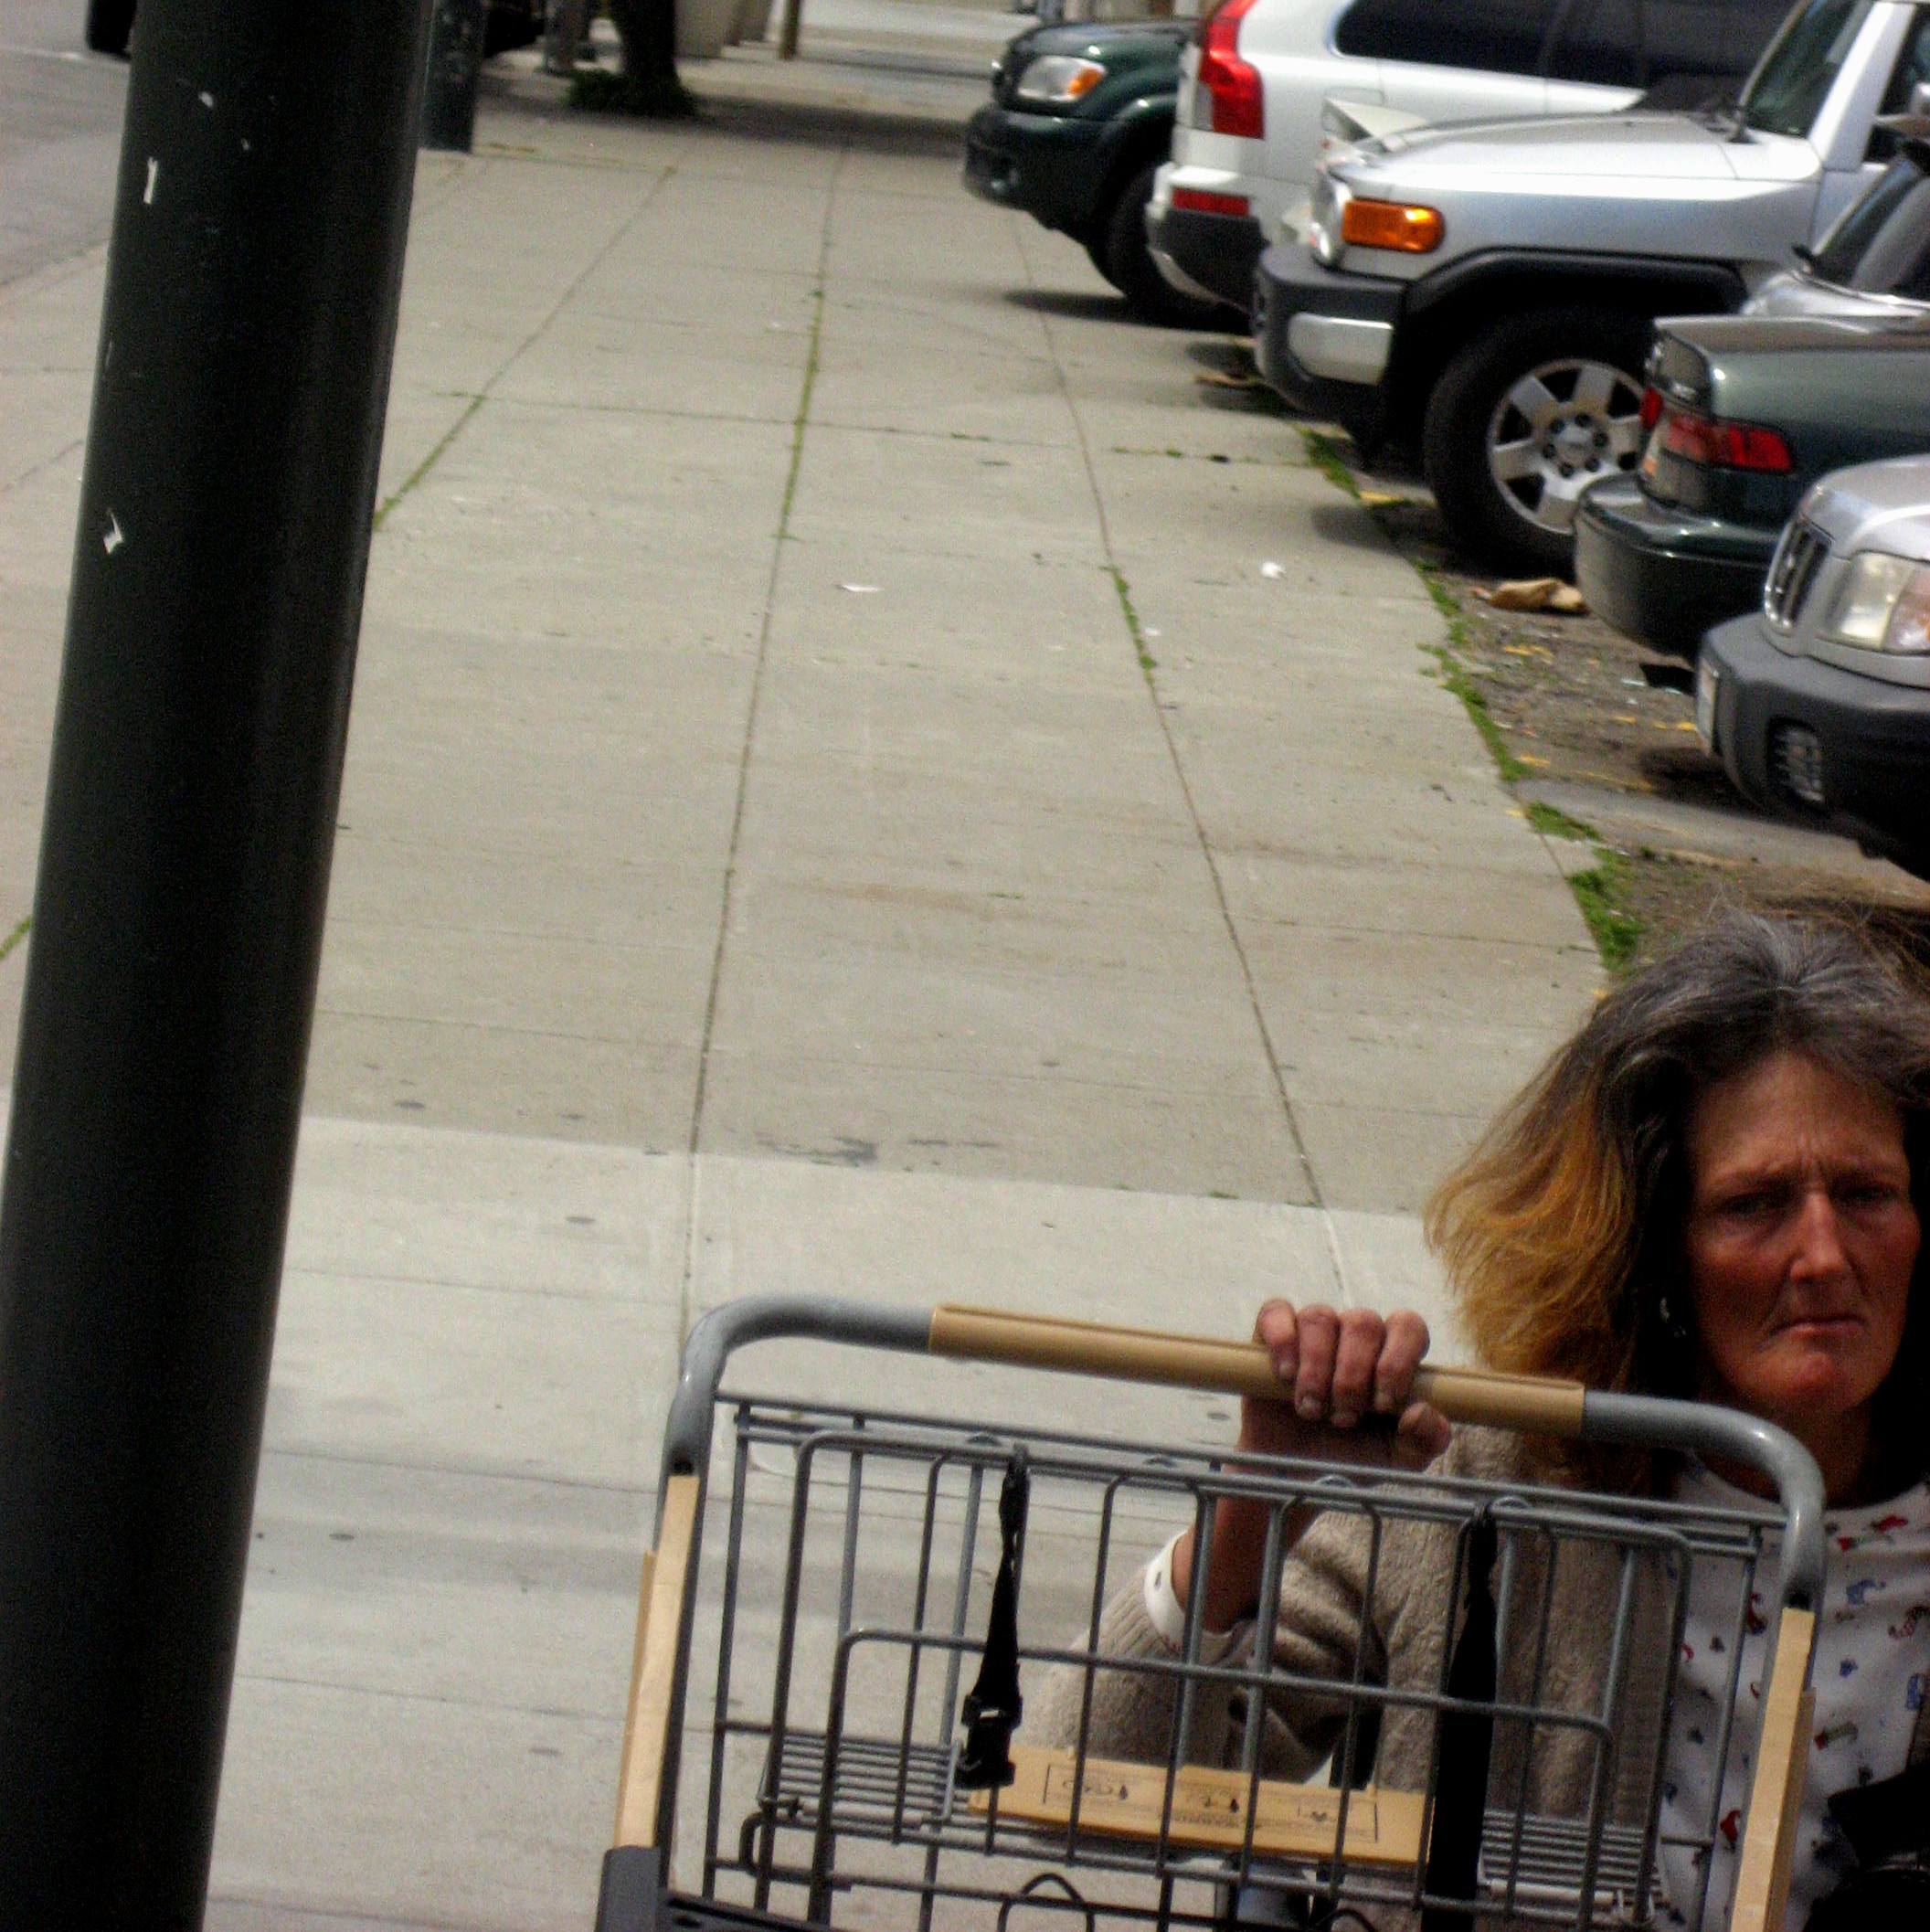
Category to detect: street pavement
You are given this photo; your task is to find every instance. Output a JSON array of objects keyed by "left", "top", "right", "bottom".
[
  {"left": 0, "top": 0, "right": 127, "bottom": 286},
  {"left": 0, "top": 33, "right": 1599, "bottom": 1930}
]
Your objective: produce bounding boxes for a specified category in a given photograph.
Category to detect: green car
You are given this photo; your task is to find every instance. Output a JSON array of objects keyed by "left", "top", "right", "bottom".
[
  {"left": 964, "top": 18, "right": 1220, "bottom": 325},
  {"left": 1576, "top": 314, "right": 1930, "bottom": 661}
]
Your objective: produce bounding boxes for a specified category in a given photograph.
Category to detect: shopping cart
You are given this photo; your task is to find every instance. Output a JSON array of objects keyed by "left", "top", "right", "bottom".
[{"left": 592, "top": 1299, "right": 1826, "bottom": 1932}]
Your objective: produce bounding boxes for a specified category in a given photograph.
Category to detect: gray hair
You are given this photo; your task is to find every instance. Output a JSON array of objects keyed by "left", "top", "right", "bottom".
[
  {"left": 1429, "top": 911, "right": 1930, "bottom": 1485},
  {"left": 1585, "top": 910, "right": 1930, "bottom": 1175},
  {"left": 1595, "top": 913, "right": 1930, "bottom": 1425}
]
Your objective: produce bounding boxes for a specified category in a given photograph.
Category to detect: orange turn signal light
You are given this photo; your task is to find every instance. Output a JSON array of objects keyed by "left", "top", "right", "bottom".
[{"left": 1339, "top": 199, "right": 1445, "bottom": 253}]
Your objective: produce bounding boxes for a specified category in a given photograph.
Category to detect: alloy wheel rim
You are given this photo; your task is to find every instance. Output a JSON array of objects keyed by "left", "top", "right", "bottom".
[{"left": 1485, "top": 356, "right": 1647, "bottom": 538}]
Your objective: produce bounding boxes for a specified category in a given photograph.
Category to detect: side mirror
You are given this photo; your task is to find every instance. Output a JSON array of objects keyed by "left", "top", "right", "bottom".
[{"left": 1912, "top": 80, "right": 1930, "bottom": 119}]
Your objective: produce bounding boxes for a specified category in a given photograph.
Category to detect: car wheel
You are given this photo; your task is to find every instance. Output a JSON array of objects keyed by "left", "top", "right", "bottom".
[
  {"left": 1103, "top": 163, "right": 1225, "bottom": 329},
  {"left": 1422, "top": 308, "right": 1650, "bottom": 574},
  {"left": 1084, "top": 229, "right": 1122, "bottom": 292},
  {"left": 85, "top": 0, "right": 137, "bottom": 55}
]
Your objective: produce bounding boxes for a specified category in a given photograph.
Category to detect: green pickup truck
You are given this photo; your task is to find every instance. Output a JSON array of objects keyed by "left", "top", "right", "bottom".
[{"left": 965, "top": 17, "right": 1222, "bottom": 325}]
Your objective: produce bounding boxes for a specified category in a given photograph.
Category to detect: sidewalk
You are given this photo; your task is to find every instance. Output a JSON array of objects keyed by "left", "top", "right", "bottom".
[{"left": 0, "top": 49, "right": 1597, "bottom": 1930}]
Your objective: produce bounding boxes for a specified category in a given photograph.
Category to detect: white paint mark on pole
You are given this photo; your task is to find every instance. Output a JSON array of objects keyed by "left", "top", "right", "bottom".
[
  {"left": 103, "top": 513, "right": 124, "bottom": 556},
  {"left": 143, "top": 157, "right": 159, "bottom": 205}
]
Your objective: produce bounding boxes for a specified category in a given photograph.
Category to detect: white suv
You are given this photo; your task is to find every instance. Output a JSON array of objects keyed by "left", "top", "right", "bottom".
[{"left": 1146, "top": 0, "right": 1793, "bottom": 312}]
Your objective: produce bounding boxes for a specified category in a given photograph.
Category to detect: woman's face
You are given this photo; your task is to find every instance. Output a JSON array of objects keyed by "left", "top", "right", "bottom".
[{"left": 1683, "top": 1051, "right": 1918, "bottom": 1448}]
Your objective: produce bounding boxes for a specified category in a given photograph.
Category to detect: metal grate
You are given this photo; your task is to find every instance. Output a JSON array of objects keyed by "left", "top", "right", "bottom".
[
  {"left": 678, "top": 1396, "right": 1791, "bottom": 1932},
  {"left": 746, "top": 1726, "right": 1654, "bottom": 1918},
  {"left": 1771, "top": 722, "right": 1827, "bottom": 808},
  {"left": 1763, "top": 521, "right": 1829, "bottom": 632}
]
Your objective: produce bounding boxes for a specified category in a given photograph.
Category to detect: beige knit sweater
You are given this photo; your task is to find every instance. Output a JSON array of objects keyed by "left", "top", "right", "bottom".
[{"left": 1030, "top": 1430, "right": 1676, "bottom": 1904}]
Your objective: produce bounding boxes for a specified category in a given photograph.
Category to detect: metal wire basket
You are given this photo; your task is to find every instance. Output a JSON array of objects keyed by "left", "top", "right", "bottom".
[{"left": 593, "top": 1300, "right": 1826, "bottom": 1932}]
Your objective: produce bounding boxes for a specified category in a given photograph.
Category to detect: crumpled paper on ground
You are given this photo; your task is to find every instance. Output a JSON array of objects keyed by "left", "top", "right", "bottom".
[{"left": 1474, "top": 578, "right": 1588, "bottom": 614}]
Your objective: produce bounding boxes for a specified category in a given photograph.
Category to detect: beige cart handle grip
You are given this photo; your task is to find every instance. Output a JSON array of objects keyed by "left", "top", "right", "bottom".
[{"left": 928, "top": 1303, "right": 1586, "bottom": 1438}]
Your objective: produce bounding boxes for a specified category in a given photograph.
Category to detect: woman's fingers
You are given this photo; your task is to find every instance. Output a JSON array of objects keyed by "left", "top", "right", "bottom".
[
  {"left": 1394, "top": 1400, "right": 1454, "bottom": 1469},
  {"left": 1374, "top": 1311, "right": 1432, "bottom": 1415},
  {"left": 1328, "top": 1311, "right": 1385, "bottom": 1428},
  {"left": 1291, "top": 1305, "right": 1341, "bottom": 1420},
  {"left": 1252, "top": 1299, "right": 1299, "bottom": 1381},
  {"left": 1242, "top": 1299, "right": 1446, "bottom": 1456}
]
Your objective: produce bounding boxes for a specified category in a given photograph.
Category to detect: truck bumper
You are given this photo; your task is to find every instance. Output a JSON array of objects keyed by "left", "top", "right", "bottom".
[
  {"left": 962, "top": 103, "right": 1101, "bottom": 237},
  {"left": 1574, "top": 476, "right": 1774, "bottom": 661},
  {"left": 1701, "top": 611, "right": 1930, "bottom": 876},
  {"left": 1251, "top": 241, "right": 1402, "bottom": 444},
  {"left": 1145, "top": 197, "right": 1263, "bottom": 312}
]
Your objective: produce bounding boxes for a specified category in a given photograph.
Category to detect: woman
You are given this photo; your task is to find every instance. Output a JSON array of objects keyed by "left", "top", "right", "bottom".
[{"left": 1036, "top": 915, "right": 1930, "bottom": 1929}]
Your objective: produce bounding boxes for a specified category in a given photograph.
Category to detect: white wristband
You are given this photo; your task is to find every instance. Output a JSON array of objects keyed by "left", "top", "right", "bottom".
[{"left": 1144, "top": 1531, "right": 1253, "bottom": 1660}]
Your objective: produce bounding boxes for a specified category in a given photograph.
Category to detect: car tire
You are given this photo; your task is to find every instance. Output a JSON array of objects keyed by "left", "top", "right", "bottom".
[
  {"left": 1422, "top": 307, "right": 1651, "bottom": 574},
  {"left": 1084, "top": 230, "right": 1122, "bottom": 292},
  {"left": 1103, "top": 163, "right": 1225, "bottom": 329},
  {"left": 85, "top": 0, "right": 137, "bottom": 55}
]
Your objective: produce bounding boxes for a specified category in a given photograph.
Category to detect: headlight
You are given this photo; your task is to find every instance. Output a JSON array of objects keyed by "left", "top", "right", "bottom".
[
  {"left": 1307, "top": 175, "right": 1348, "bottom": 267},
  {"left": 1013, "top": 56, "right": 1106, "bottom": 104},
  {"left": 1823, "top": 551, "right": 1930, "bottom": 653}
]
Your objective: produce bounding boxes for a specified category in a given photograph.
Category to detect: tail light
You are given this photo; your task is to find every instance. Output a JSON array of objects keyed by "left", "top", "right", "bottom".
[
  {"left": 1655, "top": 403, "right": 1793, "bottom": 472},
  {"left": 1195, "top": 0, "right": 1263, "bottom": 140},
  {"left": 1172, "top": 187, "right": 1252, "bottom": 217},
  {"left": 1639, "top": 386, "right": 1662, "bottom": 430}
]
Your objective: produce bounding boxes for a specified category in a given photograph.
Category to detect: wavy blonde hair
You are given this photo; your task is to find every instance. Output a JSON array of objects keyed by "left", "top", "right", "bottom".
[{"left": 1426, "top": 913, "right": 1930, "bottom": 1490}]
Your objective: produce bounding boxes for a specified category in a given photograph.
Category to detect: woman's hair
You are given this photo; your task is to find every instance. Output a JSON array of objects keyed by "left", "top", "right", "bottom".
[{"left": 1426, "top": 911, "right": 1930, "bottom": 1489}]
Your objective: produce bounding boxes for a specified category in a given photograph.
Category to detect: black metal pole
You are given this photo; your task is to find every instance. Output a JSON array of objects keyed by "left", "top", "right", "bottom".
[
  {"left": 0, "top": 1, "right": 431, "bottom": 1925},
  {"left": 421, "top": 0, "right": 487, "bottom": 151}
]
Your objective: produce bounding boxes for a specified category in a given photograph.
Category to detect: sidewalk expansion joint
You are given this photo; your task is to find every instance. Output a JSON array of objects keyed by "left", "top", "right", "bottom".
[
  {"left": 2, "top": 434, "right": 83, "bottom": 503},
  {"left": 371, "top": 161, "right": 676, "bottom": 531},
  {"left": 682, "top": 145, "right": 847, "bottom": 1333},
  {"left": 262, "top": 1442, "right": 652, "bottom": 1499},
  {"left": 1017, "top": 236, "right": 1325, "bottom": 1214}
]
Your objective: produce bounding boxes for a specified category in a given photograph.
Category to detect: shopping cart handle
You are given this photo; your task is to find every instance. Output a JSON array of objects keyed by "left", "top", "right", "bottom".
[
  {"left": 927, "top": 1304, "right": 1587, "bottom": 1436},
  {"left": 657, "top": 1296, "right": 1825, "bottom": 1610}
]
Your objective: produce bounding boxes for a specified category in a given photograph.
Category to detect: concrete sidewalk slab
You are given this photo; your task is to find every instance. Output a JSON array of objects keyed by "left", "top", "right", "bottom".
[{"left": 1, "top": 43, "right": 1594, "bottom": 1927}]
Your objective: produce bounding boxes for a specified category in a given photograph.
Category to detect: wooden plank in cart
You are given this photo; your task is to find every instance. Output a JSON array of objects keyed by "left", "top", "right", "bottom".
[{"left": 975, "top": 1746, "right": 1426, "bottom": 1867}]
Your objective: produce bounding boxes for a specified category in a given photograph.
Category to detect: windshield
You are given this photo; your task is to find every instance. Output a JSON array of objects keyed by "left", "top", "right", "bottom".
[
  {"left": 1739, "top": 0, "right": 1873, "bottom": 136},
  {"left": 1809, "top": 148, "right": 1929, "bottom": 278}
]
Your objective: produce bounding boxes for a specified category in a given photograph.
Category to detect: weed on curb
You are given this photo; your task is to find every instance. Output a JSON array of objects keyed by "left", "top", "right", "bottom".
[
  {"left": 1299, "top": 428, "right": 1648, "bottom": 971},
  {"left": 1569, "top": 850, "right": 1644, "bottom": 970}
]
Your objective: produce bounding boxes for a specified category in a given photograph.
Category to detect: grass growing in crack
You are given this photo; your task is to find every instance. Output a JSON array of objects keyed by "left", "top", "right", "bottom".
[
  {"left": 1298, "top": 432, "right": 1653, "bottom": 973},
  {"left": 0, "top": 916, "right": 28, "bottom": 964},
  {"left": 1524, "top": 801, "right": 1594, "bottom": 841},
  {"left": 1427, "top": 642, "right": 1529, "bottom": 783},
  {"left": 1300, "top": 430, "right": 1360, "bottom": 498},
  {"left": 1569, "top": 850, "right": 1645, "bottom": 971},
  {"left": 1109, "top": 566, "right": 1158, "bottom": 673}
]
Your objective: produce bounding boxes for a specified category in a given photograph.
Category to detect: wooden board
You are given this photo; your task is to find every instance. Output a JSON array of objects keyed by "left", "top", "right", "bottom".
[
  {"left": 1730, "top": 1607, "right": 1817, "bottom": 1932},
  {"left": 613, "top": 1473, "right": 700, "bottom": 1850},
  {"left": 973, "top": 1745, "right": 1426, "bottom": 1868}
]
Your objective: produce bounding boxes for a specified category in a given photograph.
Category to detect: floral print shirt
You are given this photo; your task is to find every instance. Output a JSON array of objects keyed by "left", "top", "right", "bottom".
[{"left": 1656, "top": 1463, "right": 1930, "bottom": 1930}]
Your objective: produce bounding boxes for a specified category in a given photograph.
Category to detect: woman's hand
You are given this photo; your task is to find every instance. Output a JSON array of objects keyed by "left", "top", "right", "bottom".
[
  {"left": 1237, "top": 1300, "right": 1451, "bottom": 1463},
  {"left": 1171, "top": 1300, "right": 1452, "bottom": 1632}
]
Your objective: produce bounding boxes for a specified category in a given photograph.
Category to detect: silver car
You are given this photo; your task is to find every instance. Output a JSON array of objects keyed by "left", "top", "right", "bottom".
[
  {"left": 1253, "top": 0, "right": 1930, "bottom": 570},
  {"left": 1698, "top": 454, "right": 1930, "bottom": 876}
]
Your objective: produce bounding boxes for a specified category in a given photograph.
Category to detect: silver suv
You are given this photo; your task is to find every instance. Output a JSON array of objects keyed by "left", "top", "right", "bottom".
[
  {"left": 1253, "top": 0, "right": 1930, "bottom": 569},
  {"left": 1699, "top": 454, "right": 1930, "bottom": 875}
]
